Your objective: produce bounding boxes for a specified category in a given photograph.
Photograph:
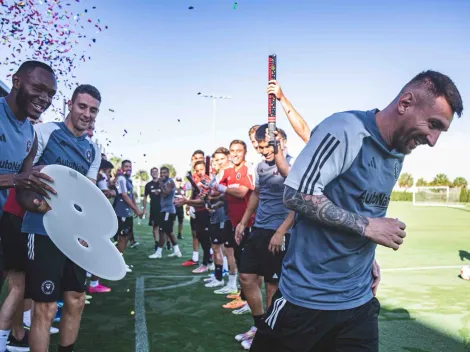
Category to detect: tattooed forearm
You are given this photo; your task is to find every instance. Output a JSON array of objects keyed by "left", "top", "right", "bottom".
[{"left": 283, "top": 186, "right": 369, "bottom": 236}]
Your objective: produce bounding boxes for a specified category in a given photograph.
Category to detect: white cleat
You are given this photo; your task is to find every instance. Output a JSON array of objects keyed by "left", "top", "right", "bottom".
[
  {"left": 214, "top": 285, "right": 238, "bottom": 295},
  {"left": 168, "top": 251, "right": 182, "bottom": 258},
  {"left": 205, "top": 279, "right": 224, "bottom": 288},
  {"left": 207, "top": 263, "right": 215, "bottom": 271},
  {"left": 50, "top": 327, "right": 59, "bottom": 335},
  {"left": 233, "top": 303, "right": 251, "bottom": 315},
  {"left": 235, "top": 327, "right": 257, "bottom": 342},
  {"left": 148, "top": 252, "right": 162, "bottom": 259}
]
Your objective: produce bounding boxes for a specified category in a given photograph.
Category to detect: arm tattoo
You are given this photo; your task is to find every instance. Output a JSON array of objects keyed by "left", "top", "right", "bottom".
[{"left": 283, "top": 186, "right": 369, "bottom": 236}]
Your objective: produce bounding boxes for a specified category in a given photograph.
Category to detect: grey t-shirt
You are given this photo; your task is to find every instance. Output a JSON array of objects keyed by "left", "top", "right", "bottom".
[
  {"left": 254, "top": 154, "right": 294, "bottom": 231},
  {"left": 279, "top": 109, "right": 404, "bottom": 310},
  {"left": 114, "top": 175, "right": 134, "bottom": 218}
]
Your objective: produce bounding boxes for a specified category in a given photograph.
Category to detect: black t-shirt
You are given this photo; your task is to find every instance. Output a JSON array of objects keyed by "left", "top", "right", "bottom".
[{"left": 144, "top": 180, "right": 161, "bottom": 212}]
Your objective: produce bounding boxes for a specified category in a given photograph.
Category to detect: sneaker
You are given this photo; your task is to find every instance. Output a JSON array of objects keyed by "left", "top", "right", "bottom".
[
  {"left": 207, "top": 263, "right": 215, "bottom": 271},
  {"left": 168, "top": 251, "right": 182, "bottom": 258},
  {"left": 214, "top": 285, "right": 238, "bottom": 295},
  {"left": 177, "top": 234, "right": 183, "bottom": 240},
  {"left": 204, "top": 274, "right": 215, "bottom": 282},
  {"left": 7, "top": 330, "right": 29, "bottom": 351},
  {"left": 226, "top": 292, "right": 241, "bottom": 299},
  {"left": 233, "top": 302, "right": 251, "bottom": 315},
  {"left": 192, "top": 265, "right": 208, "bottom": 274},
  {"left": 149, "top": 251, "right": 162, "bottom": 259},
  {"left": 130, "top": 242, "right": 140, "bottom": 248},
  {"left": 49, "top": 326, "right": 59, "bottom": 335},
  {"left": 85, "top": 300, "right": 91, "bottom": 305},
  {"left": 126, "top": 266, "right": 133, "bottom": 272},
  {"left": 223, "top": 298, "right": 247, "bottom": 309},
  {"left": 205, "top": 279, "right": 224, "bottom": 288},
  {"left": 181, "top": 259, "right": 198, "bottom": 267},
  {"left": 86, "top": 295, "right": 93, "bottom": 300},
  {"left": 241, "top": 338, "right": 253, "bottom": 350},
  {"left": 88, "top": 283, "right": 111, "bottom": 294},
  {"left": 235, "top": 327, "right": 257, "bottom": 342}
]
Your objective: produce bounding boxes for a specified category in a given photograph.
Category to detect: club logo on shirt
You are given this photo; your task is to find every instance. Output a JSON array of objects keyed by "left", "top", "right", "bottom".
[
  {"left": 236, "top": 173, "right": 241, "bottom": 180},
  {"left": 26, "top": 139, "right": 32, "bottom": 154},
  {"left": 86, "top": 149, "right": 92, "bottom": 163},
  {"left": 41, "top": 280, "right": 55, "bottom": 295},
  {"left": 393, "top": 160, "right": 400, "bottom": 180}
]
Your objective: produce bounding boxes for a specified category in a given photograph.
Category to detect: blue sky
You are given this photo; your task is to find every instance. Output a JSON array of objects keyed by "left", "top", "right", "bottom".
[{"left": 1, "top": 0, "right": 470, "bottom": 182}]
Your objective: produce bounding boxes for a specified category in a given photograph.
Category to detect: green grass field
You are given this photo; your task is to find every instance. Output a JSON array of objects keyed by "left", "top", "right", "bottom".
[{"left": 11, "top": 202, "right": 470, "bottom": 351}]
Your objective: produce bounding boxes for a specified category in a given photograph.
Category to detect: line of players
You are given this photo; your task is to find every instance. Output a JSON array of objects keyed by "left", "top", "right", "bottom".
[{"left": 136, "top": 80, "right": 311, "bottom": 350}]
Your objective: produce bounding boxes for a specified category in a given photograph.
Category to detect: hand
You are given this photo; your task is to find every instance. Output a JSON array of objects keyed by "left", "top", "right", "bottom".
[
  {"left": 235, "top": 222, "right": 246, "bottom": 245},
  {"left": 32, "top": 197, "right": 51, "bottom": 214},
  {"left": 135, "top": 209, "right": 144, "bottom": 218},
  {"left": 185, "top": 205, "right": 190, "bottom": 216},
  {"left": 371, "top": 259, "right": 381, "bottom": 296},
  {"left": 268, "top": 231, "right": 285, "bottom": 255},
  {"left": 364, "top": 217, "right": 406, "bottom": 250},
  {"left": 267, "top": 80, "right": 285, "bottom": 101},
  {"left": 14, "top": 169, "right": 56, "bottom": 199},
  {"left": 174, "top": 197, "right": 187, "bottom": 207}
]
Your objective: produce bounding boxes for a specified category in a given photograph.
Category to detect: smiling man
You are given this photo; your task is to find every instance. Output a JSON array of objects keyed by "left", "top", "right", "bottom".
[
  {"left": 250, "top": 70, "right": 464, "bottom": 352},
  {"left": 17, "top": 84, "right": 102, "bottom": 352}
]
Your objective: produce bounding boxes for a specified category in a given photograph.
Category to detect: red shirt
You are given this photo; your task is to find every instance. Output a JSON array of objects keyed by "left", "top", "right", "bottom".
[
  {"left": 3, "top": 188, "right": 26, "bottom": 218},
  {"left": 219, "top": 163, "right": 255, "bottom": 227}
]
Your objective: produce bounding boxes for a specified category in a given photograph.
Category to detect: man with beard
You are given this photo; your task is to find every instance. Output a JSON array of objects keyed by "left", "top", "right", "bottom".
[
  {"left": 153, "top": 167, "right": 182, "bottom": 259},
  {"left": 250, "top": 71, "right": 463, "bottom": 352},
  {"left": 0, "top": 61, "right": 57, "bottom": 352},
  {"left": 17, "top": 84, "right": 102, "bottom": 352},
  {"left": 145, "top": 167, "right": 164, "bottom": 258},
  {"left": 114, "top": 159, "right": 143, "bottom": 269}
]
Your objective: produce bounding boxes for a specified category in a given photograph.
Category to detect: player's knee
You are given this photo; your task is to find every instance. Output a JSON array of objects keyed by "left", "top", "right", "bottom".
[
  {"left": 239, "top": 273, "right": 258, "bottom": 286},
  {"left": 7, "top": 271, "right": 25, "bottom": 292},
  {"left": 64, "top": 292, "right": 86, "bottom": 311},
  {"left": 34, "top": 302, "right": 57, "bottom": 322}
]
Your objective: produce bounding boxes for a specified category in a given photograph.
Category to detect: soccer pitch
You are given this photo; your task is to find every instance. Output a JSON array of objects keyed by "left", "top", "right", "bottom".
[{"left": 32, "top": 202, "right": 470, "bottom": 351}]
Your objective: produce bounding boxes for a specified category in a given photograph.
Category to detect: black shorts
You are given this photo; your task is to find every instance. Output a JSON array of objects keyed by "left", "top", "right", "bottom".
[
  {"left": 250, "top": 290, "right": 380, "bottom": 352},
  {"left": 209, "top": 222, "right": 224, "bottom": 245},
  {"left": 240, "top": 227, "right": 290, "bottom": 283},
  {"left": 0, "top": 212, "right": 27, "bottom": 272},
  {"left": 148, "top": 207, "right": 161, "bottom": 227},
  {"left": 194, "top": 210, "right": 210, "bottom": 234},
  {"left": 117, "top": 216, "right": 134, "bottom": 236},
  {"left": 223, "top": 220, "right": 237, "bottom": 248},
  {"left": 158, "top": 212, "right": 176, "bottom": 234},
  {"left": 25, "top": 234, "right": 86, "bottom": 303},
  {"left": 176, "top": 206, "right": 184, "bottom": 224}
]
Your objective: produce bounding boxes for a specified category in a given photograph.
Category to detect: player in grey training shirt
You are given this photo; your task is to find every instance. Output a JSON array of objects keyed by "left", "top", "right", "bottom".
[{"left": 251, "top": 70, "right": 463, "bottom": 352}]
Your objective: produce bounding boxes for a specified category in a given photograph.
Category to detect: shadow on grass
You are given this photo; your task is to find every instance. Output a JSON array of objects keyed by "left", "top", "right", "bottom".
[
  {"left": 459, "top": 250, "right": 470, "bottom": 262},
  {"left": 380, "top": 305, "right": 470, "bottom": 352}
]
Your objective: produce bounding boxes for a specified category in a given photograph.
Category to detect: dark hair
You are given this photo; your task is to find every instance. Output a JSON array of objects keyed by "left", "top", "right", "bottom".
[
  {"left": 150, "top": 167, "right": 158, "bottom": 173},
  {"left": 99, "top": 159, "right": 114, "bottom": 171},
  {"left": 72, "top": 84, "right": 101, "bottom": 103},
  {"left": 16, "top": 60, "right": 54, "bottom": 76},
  {"left": 192, "top": 149, "right": 204, "bottom": 157},
  {"left": 254, "top": 124, "right": 287, "bottom": 143},
  {"left": 194, "top": 161, "right": 205, "bottom": 168},
  {"left": 122, "top": 159, "right": 131, "bottom": 166},
  {"left": 160, "top": 166, "right": 169, "bottom": 173},
  {"left": 230, "top": 140, "right": 247, "bottom": 152},
  {"left": 248, "top": 125, "right": 260, "bottom": 137},
  {"left": 214, "top": 147, "right": 230, "bottom": 156},
  {"left": 402, "top": 70, "right": 463, "bottom": 118}
]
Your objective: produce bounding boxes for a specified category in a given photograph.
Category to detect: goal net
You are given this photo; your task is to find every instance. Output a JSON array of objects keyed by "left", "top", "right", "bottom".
[{"left": 412, "top": 186, "right": 463, "bottom": 207}]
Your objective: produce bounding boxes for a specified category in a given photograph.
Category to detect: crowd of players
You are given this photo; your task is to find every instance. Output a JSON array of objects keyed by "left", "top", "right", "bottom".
[{"left": 0, "top": 59, "right": 464, "bottom": 352}]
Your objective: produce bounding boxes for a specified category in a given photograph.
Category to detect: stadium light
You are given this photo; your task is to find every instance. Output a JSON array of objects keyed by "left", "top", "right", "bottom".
[{"left": 197, "top": 92, "right": 231, "bottom": 148}]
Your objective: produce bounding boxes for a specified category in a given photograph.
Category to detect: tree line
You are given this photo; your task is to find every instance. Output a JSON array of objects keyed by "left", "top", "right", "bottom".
[{"left": 397, "top": 173, "right": 468, "bottom": 189}]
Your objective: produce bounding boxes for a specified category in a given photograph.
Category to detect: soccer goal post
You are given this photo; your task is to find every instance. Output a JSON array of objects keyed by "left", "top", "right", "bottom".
[{"left": 412, "top": 186, "right": 464, "bottom": 207}]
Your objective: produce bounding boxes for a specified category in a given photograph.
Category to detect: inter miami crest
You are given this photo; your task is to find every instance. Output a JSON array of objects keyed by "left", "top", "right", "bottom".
[
  {"left": 236, "top": 173, "right": 241, "bottom": 180},
  {"left": 26, "top": 139, "right": 32, "bottom": 154},
  {"left": 41, "top": 280, "right": 55, "bottom": 295},
  {"left": 393, "top": 160, "right": 400, "bottom": 180},
  {"left": 86, "top": 149, "right": 92, "bottom": 163}
]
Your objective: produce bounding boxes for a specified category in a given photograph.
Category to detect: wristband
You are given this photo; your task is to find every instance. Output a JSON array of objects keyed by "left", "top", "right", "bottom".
[{"left": 216, "top": 184, "right": 227, "bottom": 193}]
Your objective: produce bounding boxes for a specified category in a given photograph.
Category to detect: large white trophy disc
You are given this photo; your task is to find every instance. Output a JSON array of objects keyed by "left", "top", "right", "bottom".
[{"left": 41, "top": 165, "right": 126, "bottom": 281}]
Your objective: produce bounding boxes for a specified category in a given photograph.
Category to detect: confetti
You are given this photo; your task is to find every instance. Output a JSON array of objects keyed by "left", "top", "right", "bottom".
[
  {"left": 130, "top": 311, "right": 134, "bottom": 315},
  {"left": 234, "top": 2, "right": 237, "bottom": 9},
  {"left": 109, "top": 109, "right": 115, "bottom": 112},
  {"left": 188, "top": 6, "right": 194, "bottom": 10},
  {"left": 177, "top": 119, "right": 180, "bottom": 122}
]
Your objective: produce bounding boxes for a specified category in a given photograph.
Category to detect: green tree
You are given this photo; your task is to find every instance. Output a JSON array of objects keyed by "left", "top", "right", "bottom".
[
  {"left": 398, "top": 172, "right": 414, "bottom": 190},
  {"left": 453, "top": 177, "right": 468, "bottom": 188},
  {"left": 160, "top": 163, "right": 177, "bottom": 178},
  {"left": 135, "top": 169, "right": 149, "bottom": 182},
  {"left": 109, "top": 156, "right": 122, "bottom": 176},
  {"left": 459, "top": 187, "right": 468, "bottom": 203},
  {"left": 416, "top": 178, "right": 428, "bottom": 187},
  {"left": 431, "top": 173, "right": 451, "bottom": 187}
]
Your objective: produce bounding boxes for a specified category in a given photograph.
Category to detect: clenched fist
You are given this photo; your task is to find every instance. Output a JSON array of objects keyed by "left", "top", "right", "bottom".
[{"left": 364, "top": 217, "right": 406, "bottom": 250}]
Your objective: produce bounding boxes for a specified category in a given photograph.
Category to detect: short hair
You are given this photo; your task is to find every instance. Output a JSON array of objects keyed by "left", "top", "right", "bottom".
[
  {"left": 192, "top": 149, "right": 204, "bottom": 157},
  {"left": 194, "top": 160, "right": 205, "bottom": 168},
  {"left": 248, "top": 125, "right": 260, "bottom": 137},
  {"left": 279, "top": 128, "right": 287, "bottom": 140},
  {"left": 72, "top": 84, "right": 101, "bottom": 103},
  {"left": 99, "top": 159, "right": 114, "bottom": 170},
  {"left": 150, "top": 167, "right": 158, "bottom": 173},
  {"left": 254, "top": 124, "right": 287, "bottom": 143},
  {"left": 230, "top": 139, "right": 247, "bottom": 152},
  {"left": 16, "top": 60, "right": 54, "bottom": 76},
  {"left": 160, "top": 166, "right": 169, "bottom": 173},
  {"left": 214, "top": 147, "right": 230, "bottom": 156},
  {"left": 401, "top": 70, "right": 463, "bottom": 118},
  {"left": 122, "top": 159, "right": 132, "bottom": 166}
]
